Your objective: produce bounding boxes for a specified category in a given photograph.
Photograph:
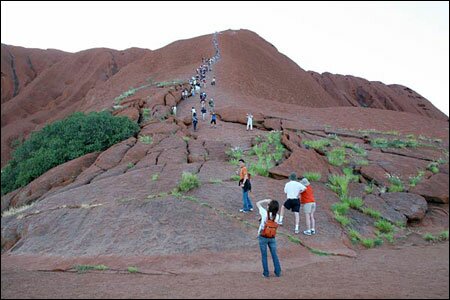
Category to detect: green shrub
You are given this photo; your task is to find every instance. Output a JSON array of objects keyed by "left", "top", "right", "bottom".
[
  {"left": 327, "top": 148, "right": 347, "bottom": 166},
  {"left": 423, "top": 233, "right": 437, "bottom": 242},
  {"left": 1, "top": 203, "right": 35, "bottom": 218},
  {"left": 303, "top": 139, "right": 332, "bottom": 151},
  {"left": 374, "top": 237, "right": 384, "bottom": 246},
  {"left": 114, "top": 87, "right": 136, "bottom": 104},
  {"left": 343, "top": 168, "right": 359, "bottom": 183},
  {"left": 151, "top": 174, "right": 159, "bottom": 181},
  {"left": 1, "top": 112, "right": 139, "bottom": 195},
  {"left": 346, "top": 197, "right": 364, "bottom": 209},
  {"left": 248, "top": 159, "right": 272, "bottom": 177},
  {"left": 226, "top": 147, "right": 243, "bottom": 160},
  {"left": 127, "top": 266, "right": 139, "bottom": 273},
  {"left": 342, "top": 142, "right": 367, "bottom": 156},
  {"left": 303, "top": 172, "right": 322, "bottom": 182},
  {"left": 141, "top": 108, "right": 151, "bottom": 122},
  {"left": 334, "top": 214, "right": 351, "bottom": 226},
  {"left": 387, "top": 174, "right": 404, "bottom": 192},
  {"left": 355, "top": 159, "right": 369, "bottom": 166},
  {"left": 362, "top": 207, "right": 382, "bottom": 219},
  {"left": 209, "top": 179, "right": 223, "bottom": 184},
  {"left": 328, "top": 174, "right": 350, "bottom": 197},
  {"left": 374, "top": 219, "right": 394, "bottom": 233},
  {"left": 371, "top": 138, "right": 389, "bottom": 148},
  {"left": 75, "top": 264, "right": 109, "bottom": 272},
  {"left": 361, "top": 238, "right": 375, "bottom": 248},
  {"left": 427, "top": 162, "right": 439, "bottom": 174},
  {"left": 139, "top": 135, "right": 153, "bottom": 144},
  {"left": 409, "top": 171, "right": 425, "bottom": 187},
  {"left": 332, "top": 202, "right": 350, "bottom": 215},
  {"left": 371, "top": 138, "right": 418, "bottom": 149},
  {"left": 364, "top": 182, "right": 375, "bottom": 194},
  {"left": 348, "top": 229, "right": 362, "bottom": 244},
  {"left": 177, "top": 172, "right": 200, "bottom": 193},
  {"left": 438, "top": 230, "right": 449, "bottom": 241}
]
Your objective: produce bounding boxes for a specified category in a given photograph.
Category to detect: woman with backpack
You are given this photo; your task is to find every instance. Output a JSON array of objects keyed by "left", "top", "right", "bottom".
[{"left": 256, "top": 199, "right": 281, "bottom": 278}]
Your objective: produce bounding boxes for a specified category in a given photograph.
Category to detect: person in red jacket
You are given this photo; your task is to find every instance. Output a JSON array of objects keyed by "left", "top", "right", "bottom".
[{"left": 300, "top": 178, "right": 316, "bottom": 235}]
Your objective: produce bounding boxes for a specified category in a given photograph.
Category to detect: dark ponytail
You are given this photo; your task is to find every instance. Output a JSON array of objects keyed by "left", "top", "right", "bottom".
[{"left": 268, "top": 200, "right": 279, "bottom": 221}]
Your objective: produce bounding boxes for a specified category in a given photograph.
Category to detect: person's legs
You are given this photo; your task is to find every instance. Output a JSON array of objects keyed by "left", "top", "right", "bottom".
[
  {"left": 245, "top": 191, "right": 253, "bottom": 210},
  {"left": 258, "top": 237, "right": 269, "bottom": 277},
  {"left": 268, "top": 238, "right": 281, "bottom": 277},
  {"left": 242, "top": 190, "right": 249, "bottom": 211},
  {"left": 305, "top": 213, "right": 311, "bottom": 230},
  {"left": 294, "top": 212, "right": 300, "bottom": 233},
  {"left": 279, "top": 205, "right": 286, "bottom": 224},
  {"left": 250, "top": 120, "right": 253, "bottom": 130},
  {"left": 246, "top": 120, "right": 250, "bottom": 130},
  {"left": 311, "top": 203, "right": 316, "bottom": 233}
]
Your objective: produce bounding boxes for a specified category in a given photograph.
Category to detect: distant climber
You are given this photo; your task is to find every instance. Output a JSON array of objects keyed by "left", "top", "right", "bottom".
[
  {"left": 211, "top": 76, "right": 216, "bottom": 86},
  {"left": 210, "top": 112, "right": 217, "bottom": 128},
  {"left": 208, "top": 98, "right": 215, "bottom": 113},
  {"left": 238, "top": 159, "right": 253, "bottom": 213},
  {"left": 201, "top": 106, "right": 207, "bottom": 121},
  {"left": 192, "top": 112, "right": 198, "bottom": 132},
  {"left": 246, "top": 113, "right": 253, "bottom": 131}
]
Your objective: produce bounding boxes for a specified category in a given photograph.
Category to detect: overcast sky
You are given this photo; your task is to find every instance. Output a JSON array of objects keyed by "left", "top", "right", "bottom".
[{"left": 2, "top": 1, "right": 448, "bottom": 116}]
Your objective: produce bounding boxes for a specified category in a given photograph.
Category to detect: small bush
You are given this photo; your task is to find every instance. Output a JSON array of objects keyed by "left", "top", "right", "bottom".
[
  {"left": 374, "top": 237, "right": 384, "bottom": 246},
  {"left": 438, "top": 230, "right": 449, "bottom": 241},
  {"left": 332, "top": 202, "right": 350, "bottom": 215},
  {"left": 387, "top": 174, "right": 404, "bottom": 192},
  {"left": 342, "top": 142, "right": 367, "bottom": 156},
  {"left": 355, "top": 159, "right": 369, "bottom": 166},
  {"left": 371, "top": 138, "right": 389, "bottom": 148},
  {"left": 362, "top": 207, "right": 381, "bottom": 219},
  {"left": 343, "top": 168, "right": 359, "bottom": 183},
  {"left": 226, "top": 147, "right": 244, "bottom": 160},
  {"left": 75, "top": 264, "right": 109, "bottom": 272},
  {"left": 346, "top": 197, "right": 364, "bottom": 209},
  {"left": 152, "top": 174, "right": 159, "bottom": 181},
  {"left": 139, "top": 135, "right": 153, "bottom": 144},
  {"left": 361, "top": 238, "right": 375, "bottom": 248},
  {"left": 303, "top": 139, "right": 332, "bottom": 151},
  {"left": 334, "top": 214, "right": 351, "bottom": 226},
  {"left": 374, "top": 219, "right": 394, "bottom": 233},
  {"left": 177, "top": 172, "right": 200, "bottom": 192},
  {"left": 127, "top": 162, "right": 135, "bottom": 169},
  {"left": 348, "top": 229, "right": 362, "bottom": 244},
  {"left": 328, "top": 174, "right": 349, "bottom": 197},
  {"left": 302, "top": 172, "right": 322, "bottom": 182},
  {"left": 409, "top": 171, "right": 425, "bottom": 187},
  {"left": 127, "top": 266, "right": 139, "bottom": 273},
  {"left": 114, "top": 88, "right": 136, "bottom": 104},
  {"left": 364, "top": 182, "right": 374, "bottom": 194},
  {"left": 427, "top": 162, "right": 439, "bottom": 174},
  {"left": 423, "top": 233, "right": 437, "bottom": 242},
  {"left": 377, "top": 232, "right": 394, "bottom": 243},
  {"left": 327, "top": 148, "right": 347, "bottom": 166}
]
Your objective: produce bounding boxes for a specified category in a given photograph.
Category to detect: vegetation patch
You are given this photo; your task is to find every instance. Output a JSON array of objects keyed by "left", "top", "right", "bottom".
[
  {"left": 1, "top": 112, "right": 139, "bottom": 195},
  {"left": 127, "top": 266, "right": 139, "bottom": 273},
  {"left": 302, "top": 139, "right": 332, "bottom": 152},
  {"left": 74, "top": 264, "right": 109, "bottom": 273},
  {"left": 302, "top": 172, "right": 322, "bottom": 182},
  {"left": 177, "top": 172, "right": 200, "bottom": 192},
  {"left": 139, "top": 135, "right": 153, "bottom": 145},
  {"left": 386, "top": 174, "right": 404, "bottom": 192},
  {"left": 326, "top": 147, "right": 347, "bottom": 166},
  {"left": 361, "top": 207, "right": 382, "bottom": 219},
  {"left": 427, "top": 162, "right": 440, "bottom": 174},
  {"left": 374, "top": 219, "right": 394, "bottom": 233}
]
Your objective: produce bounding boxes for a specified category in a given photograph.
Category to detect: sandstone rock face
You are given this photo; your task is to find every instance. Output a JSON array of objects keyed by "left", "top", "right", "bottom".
[
  {"left": 363, "top": 194, "right": 407, "bottom": 225},
  {"left": 410, "top": 173, "right": 449, "bottom": 204},
  {"left": 381, "top": 192, "right": 428, "bottom": 221},
  {"left": 269, "top": 148, "right": 330, "bottom": 182}
]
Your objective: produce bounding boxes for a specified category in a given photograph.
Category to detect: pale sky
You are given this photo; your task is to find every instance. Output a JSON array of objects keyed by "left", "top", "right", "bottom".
[{"left": 2, "top": 1, "right": 449, "bottom": 116}]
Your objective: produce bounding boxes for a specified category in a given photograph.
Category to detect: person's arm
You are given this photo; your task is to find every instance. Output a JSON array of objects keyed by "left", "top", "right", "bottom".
[{"left": 256, "top": 199, "right": 271, "bottom": 210}]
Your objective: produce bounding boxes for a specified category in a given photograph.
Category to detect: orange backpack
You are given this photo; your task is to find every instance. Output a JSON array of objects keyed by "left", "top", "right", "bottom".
[{"left": 261, "top": 212, "right": 278, "bottom": 238}]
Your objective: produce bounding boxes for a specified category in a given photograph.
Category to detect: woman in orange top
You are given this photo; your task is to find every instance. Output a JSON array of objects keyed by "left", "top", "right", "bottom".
[{"left": 300, "top": 178, "right": 316, "bottom": 235}]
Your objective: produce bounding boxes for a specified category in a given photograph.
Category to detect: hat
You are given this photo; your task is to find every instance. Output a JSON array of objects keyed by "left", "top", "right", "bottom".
[
  {"left": 300, "top": 178, "right": 310, "bottom": 186},
  {"left": 289, "top": 172, "right": 297, "bottom": 181}
]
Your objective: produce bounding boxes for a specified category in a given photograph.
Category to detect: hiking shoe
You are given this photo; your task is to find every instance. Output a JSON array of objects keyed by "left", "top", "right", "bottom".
[
  {"left": 277, "top": 221, "right": 283, "bottom": 226},
  {"left": 249, "top": 208, "right": 254, "bottom": 212},
  {"left": 311, "top": 229, "right": 316, "bottom": 235},
  {"left": 239, "top": 209, "right": 248, "bottom": 213},
  {"left": 294, "top": 228, "right": 300, "bottom": 234},
  {"left": 303, "top": 230, "right": 312, "bottom": 236}
]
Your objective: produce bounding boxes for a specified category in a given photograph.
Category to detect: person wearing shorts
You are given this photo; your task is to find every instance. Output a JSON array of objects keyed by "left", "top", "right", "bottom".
[
  {"left": 300, "top": 178, "right": 316, "bottom": 235},
  {"left": 210, "top": 113, "right": 217, "bottom": 128},
  {"left": 278, "top": 173, "right": 306, "bottom": 234}
]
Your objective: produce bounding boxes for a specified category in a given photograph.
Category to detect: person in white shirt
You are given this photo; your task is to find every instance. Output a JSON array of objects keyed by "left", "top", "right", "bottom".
[
  {"left": 278, "top": 172, "right": 306, "bottom": 234},
  {"left": 246, "top": 113, "right": 253, "bottom": 131}
]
